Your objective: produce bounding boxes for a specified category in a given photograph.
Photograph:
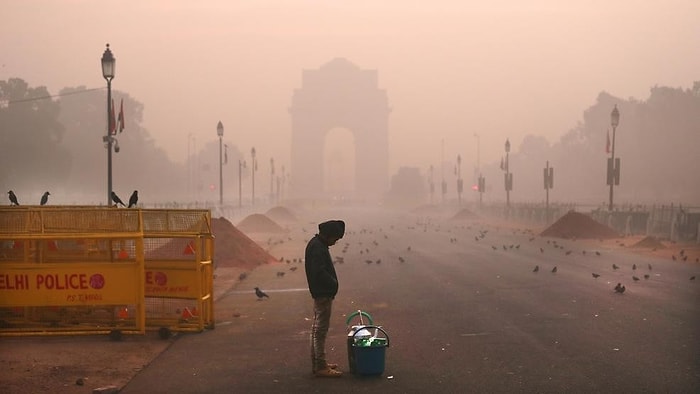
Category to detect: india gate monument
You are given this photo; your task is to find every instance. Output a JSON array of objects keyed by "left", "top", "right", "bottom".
[{"left": 289, "top": 58, "right": 391, "bottom": 201}]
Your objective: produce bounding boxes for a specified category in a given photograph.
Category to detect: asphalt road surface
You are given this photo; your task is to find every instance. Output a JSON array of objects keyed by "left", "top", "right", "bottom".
[{"left": 122, "top": 206, "right": 700, "bottom": 393}]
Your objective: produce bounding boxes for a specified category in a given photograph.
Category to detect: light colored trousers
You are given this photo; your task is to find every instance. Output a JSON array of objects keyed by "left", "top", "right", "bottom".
[{"left": 310, "top": 297, "right": 333, "bottom": 372}]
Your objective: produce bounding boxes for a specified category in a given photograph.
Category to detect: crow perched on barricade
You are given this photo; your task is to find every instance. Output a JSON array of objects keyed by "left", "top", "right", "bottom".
[
  {"left": 8, "top": 190, "right": 19, "bottom": 205},
  {"left": 111, "top": 191, "right": 125, "bottom": 207}
]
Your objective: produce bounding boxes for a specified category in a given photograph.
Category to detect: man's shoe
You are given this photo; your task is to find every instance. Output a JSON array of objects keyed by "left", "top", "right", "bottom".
[{"left": 314, "top": 366, "right": 343, "bottom": 377}]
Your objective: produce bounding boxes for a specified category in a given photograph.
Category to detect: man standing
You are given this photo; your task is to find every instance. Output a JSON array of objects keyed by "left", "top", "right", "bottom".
[{"left": 305, "top": 219, "right": 345, "bottom": 377}]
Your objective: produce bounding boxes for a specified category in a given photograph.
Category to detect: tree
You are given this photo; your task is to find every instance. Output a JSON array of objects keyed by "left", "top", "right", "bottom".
[{"left": 0, "top": 78, "right": 72, "bottom": 200}]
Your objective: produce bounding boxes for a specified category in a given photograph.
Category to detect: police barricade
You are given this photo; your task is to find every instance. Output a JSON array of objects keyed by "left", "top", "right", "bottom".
[
  {"left": 0, "top": 207, "right": 145, "bottom": 337},
  {"left": 141, "top": 209, "right": 214, "bottom": 334}
]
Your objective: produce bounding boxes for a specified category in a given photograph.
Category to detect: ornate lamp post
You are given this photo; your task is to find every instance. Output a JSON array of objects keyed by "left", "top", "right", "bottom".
[
  {"left": 608, "top": 105, "right": 620, "bottom": 211},
  {"left": 251, "top": 147, "right": 257, "bottom": 206},
  {"left": 101, "top": 44, "right": 116, "bottom": 206},
  {"left": 504, "top": 138, "right": 512, "bottom": 210},
  {"left": 269, "top": 157, "right": 275, "bottom": 204},
  {"left": 238, "top": 159, "right": 246, "bottom": 208},
  {"left": 456, "top": 154, "right": 463, "bottom": 206},
  {"left": 429, "top": 165, "right": 434, "bottom": 204},
  {"left": 217, "top": 121, "right": 224, "bottom": 205}
]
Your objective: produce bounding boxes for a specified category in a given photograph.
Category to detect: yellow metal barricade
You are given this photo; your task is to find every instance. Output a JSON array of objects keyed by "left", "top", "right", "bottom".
[
  {"left": 141, "top": 209, "right": 214, "bottom": 333},
  {"left": 0, "top": 207, "right": 146, "bottom": 336}
]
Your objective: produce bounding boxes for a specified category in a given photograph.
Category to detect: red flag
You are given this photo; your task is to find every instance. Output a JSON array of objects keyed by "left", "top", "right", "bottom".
[
  {"left": 110, "top": 99, "right": 116, "bottom": 135},
  {"left": 118, "top": 98, "right": 125, "bottom": 133},
  {"left": 605, "top": 129, "right": 611, "bottom": 154}
]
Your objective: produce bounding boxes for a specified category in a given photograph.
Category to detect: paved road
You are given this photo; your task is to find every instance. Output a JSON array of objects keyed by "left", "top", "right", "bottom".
[{"left": 122, "top": 207, "right": 700, "bottom": 393}]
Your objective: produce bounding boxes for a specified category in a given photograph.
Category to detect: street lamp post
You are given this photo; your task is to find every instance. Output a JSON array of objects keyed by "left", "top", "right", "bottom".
[
  {"left": 608, "top": 105, "right": 620, "bottom": 211},
  {"left": 544, "top": 161, "right": 554, "bottom": 224},
  {"left": 101, "top": 44, "right": 116, "bottom": 206},
  {"left": 504, "top": 139, "right": 512, "bottom": 211},
  {"left": 251, "top": 147, "right": 257, "bottom": 206},
  {"left": 217, "top": 121, "right": 224, "bottom": 205},
  {"left": 429, "top": 165, "right": 434, "bottom": 204},
  {"left": 269, "top": 157, "right": 275, "bottom": 204},
  {"left": 238, "top": 159, "right": 246, "bottom": 208},
  {"left": 456, "top": 154, "right": 463, "bottom": 206}
]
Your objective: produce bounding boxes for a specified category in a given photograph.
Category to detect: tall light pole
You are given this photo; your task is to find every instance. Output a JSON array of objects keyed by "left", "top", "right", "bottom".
[
  {"left": 217, "top": 121, "right": 224, "bottom": 205},
  {"left": 441, "top": 140, "right": 446, "bottom": 204},
  {"left": 544, "top": 161, "right": 554, "bottom": 224},
  {"left": 251, "top": 147, "right": 257, "bottom": 206},
  {"left": 429, "top": 165, "right": 434, "bottom": 204},
  {"left": 238, "top": 159, "right": 246, "bottom": 208},
  {"left": 269, "top": 157, "right": 275, "bottom": 204},
  {"left": 608, "top": 105, "right": 620, "bottom": 211},
  {"left": 456, "top": 154, "right": 463, "bottom": 206},
  {"left": 504, "top": 138, "right": 512, "bottom": 210},
  {"left": 101, "top": 44, "right": 116, "bottom": 206}
]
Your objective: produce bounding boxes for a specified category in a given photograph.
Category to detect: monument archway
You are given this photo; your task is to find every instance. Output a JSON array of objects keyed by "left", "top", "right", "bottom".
[{"left": 289, "top": 58, "right": 391, "bottom": 200}]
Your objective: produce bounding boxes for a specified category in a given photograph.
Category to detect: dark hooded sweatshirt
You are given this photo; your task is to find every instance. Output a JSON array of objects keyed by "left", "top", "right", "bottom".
[
  {"left": 304, "top": 220, "right": 345, "bottom": 298},
  {"left": 305, "top": 234, "right": 339, "bottom": 299}
]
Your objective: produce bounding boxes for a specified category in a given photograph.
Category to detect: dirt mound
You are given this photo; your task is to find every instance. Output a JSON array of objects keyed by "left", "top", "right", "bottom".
[
  {"left": 632, "top": 236, "right": 667, "bottom": 249},
  {"left": 450, "top": 208, "right": 479, "bottom": 220},
  {"left": 541, "top": 210, "right": 618, "bottom": 239},
  {"left": 266, "top": 206, "right": 298, "bottom": 223},
  {"left": 237, "top": 213, "right": 287, "bottom": 233},
  {"left": 212, "top": 217, "right": 277, "bottom": 270}
]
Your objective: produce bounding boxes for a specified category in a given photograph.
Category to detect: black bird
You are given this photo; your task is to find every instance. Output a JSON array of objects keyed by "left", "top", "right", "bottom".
[
  {"left": 643, "top": 274, "right": 650, "bottom": 280},
  {"left": 128, "top": 190, "right": 138, "bottom": 208},
  {"left": 592, "top": 273, "right": 600, "bottom": 279},
  {"left": 540, "top": 247, "right": 544, "bottom": 253},
  {"left": 254, "top": 287, "right": 269, "bottom": 299},
  {"left": 632, "top": 276, "right": 640, "bottom": 282},
  {"left": 632, "top": 264, "right": 637, "bottom": 270},
  {"left": 40, "top": 191, "right": 50, "bottom": 206},
  {"left": 614, "top": 283, "right": 626, "bottom": 293},
  {"left": 672, "top": 255, "right": 676, "bottom": 261},
  {"left": 7, "top": 190, "right": 19, "bottom": 205},
  {"left": 111, "top": 191, "right": 125, "bottom": 207},
  {"left": 612, "top": 264, "right": 620, "bottom": 270},
  {"left": 551, "top": 266, "right": 558, "bottom": 273},
  {"left": 691, "top": 276, "right": 696, "bottom": 281},
  {"left": 595, "top": 251, "right": 601, "bottom": 256},
  {"left": 533, "top": 265, "right": 539, "bottom": 273},
  {"left": 648, "top": 264, "right": 652, "bottom": 271}
]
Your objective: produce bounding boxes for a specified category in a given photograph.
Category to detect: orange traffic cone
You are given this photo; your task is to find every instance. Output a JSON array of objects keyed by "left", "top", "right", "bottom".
[
  {"left": 183, "top": 241, "right": 195, "bottom": 255},
  {"left": 118, "top": 307, "right": 129, "bottom": 319},
  {"left": 181, "top": 307, "right": 194, "bottom": 320},
  {"left": 118, "top": 249, "right": 129, "bottom": 259}
]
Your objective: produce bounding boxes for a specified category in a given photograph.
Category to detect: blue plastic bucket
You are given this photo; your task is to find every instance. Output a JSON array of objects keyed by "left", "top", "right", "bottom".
[{"left": 351, "top": 325, "right": 389, "bottom": 375}]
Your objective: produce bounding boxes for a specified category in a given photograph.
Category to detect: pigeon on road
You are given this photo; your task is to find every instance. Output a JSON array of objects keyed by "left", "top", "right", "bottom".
[
  {"left": 592, "top": 273, "right": 600, "bottom": 279},
  {"left": 551, "top": 266, "right": 558, "bottom": 273},
  {"left": 614, "top": 283, "right": 626, "bottom": 293},
  {"left": 254, "top": 287, "right": 269, "bottom": 300},
  {"left": 7, "top": 190, "right": 19, "bottom": 205},
  {"left": 533, "top": 265, "right": 539, "bottom": 273},
  {"left": 40, "top": 191, "right": 50, "bottom": 205},
  {"left": 128, "top": 190, "right": 139, "bottom": 208},
  {"left": 111, "top": 192, "right": 125, "bottom": 207}
]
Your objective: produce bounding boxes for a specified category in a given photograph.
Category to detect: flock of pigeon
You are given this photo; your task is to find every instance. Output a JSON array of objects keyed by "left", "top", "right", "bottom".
[
  {"left": 6, "top": 190, "right": 139, "bottom": 208},
  {"left": 247, "top": 215, "right": 697, "bottom": 300}
]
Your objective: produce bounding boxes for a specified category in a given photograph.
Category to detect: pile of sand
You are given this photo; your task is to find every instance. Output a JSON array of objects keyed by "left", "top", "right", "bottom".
[
  {"left": 212, "top": 217, "right": 278, "bottom": 270},
  {"left": 266, "top": 206, "right": 298, "bottom": 223},
  {"left": 237, "top": 213, "right": 286, "bottom": 233},
  {"left": 541, "top": 210, "right": 619, "bottom": 239},
  {"left": 631, "top": 236, "right": 667, "bottom": 249},
  {"left": 450, "top": 208, "right": 479, "bottom": 221},
  {"left": 144, "top": 217, "right": 276, "bottom": 270}
]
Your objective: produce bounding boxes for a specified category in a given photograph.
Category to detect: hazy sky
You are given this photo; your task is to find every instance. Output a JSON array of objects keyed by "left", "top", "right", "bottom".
[{"left": 2, "top": 0, "right": 699, "bottom": 178}]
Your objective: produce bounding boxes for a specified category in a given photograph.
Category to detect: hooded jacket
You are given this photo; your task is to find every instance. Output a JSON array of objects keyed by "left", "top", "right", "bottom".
[{"left": 305, "top": 234, "right": 339, "bottom": 299}]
